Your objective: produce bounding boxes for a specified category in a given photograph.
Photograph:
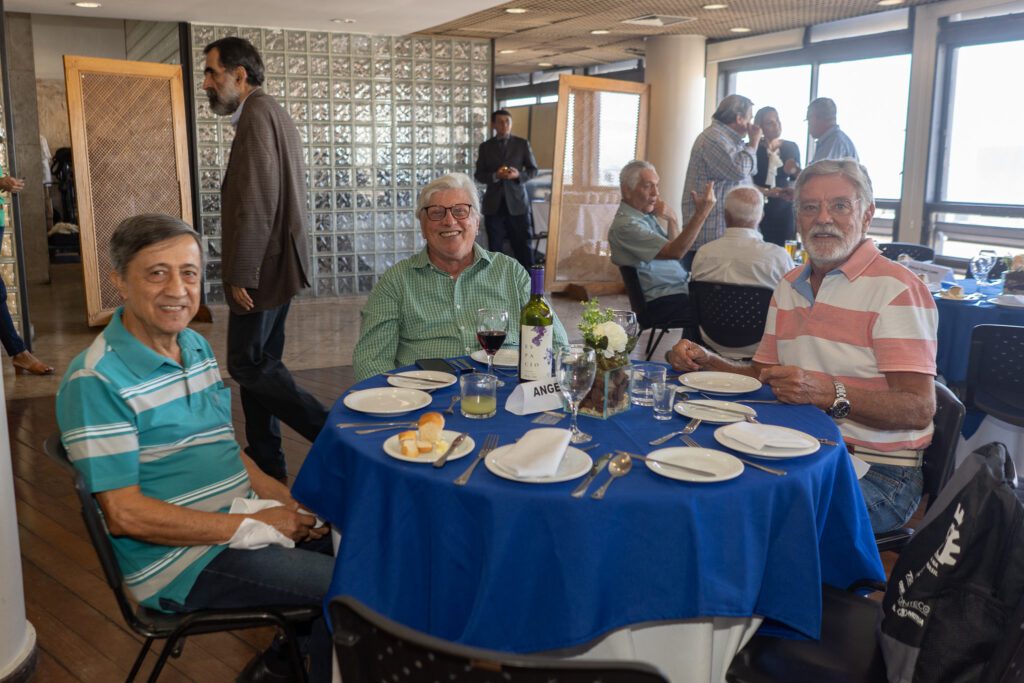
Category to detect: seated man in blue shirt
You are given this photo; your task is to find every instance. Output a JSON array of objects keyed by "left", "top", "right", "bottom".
[
  {"left": 608, "top": 160, "right": 715, "bottom": 323},
  {"left": 56, "top": 214, "right": 333, "bottom": 683}
]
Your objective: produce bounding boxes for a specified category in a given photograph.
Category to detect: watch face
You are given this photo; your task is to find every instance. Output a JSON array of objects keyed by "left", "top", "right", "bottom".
[{"left": 831, "top": 400, "right": 851, "bottom": 420}]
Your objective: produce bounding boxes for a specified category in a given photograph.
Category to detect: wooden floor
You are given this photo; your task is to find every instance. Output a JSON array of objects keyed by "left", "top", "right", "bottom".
[{"left": 11, "top": 365, "right": 354, "bottom": 682}]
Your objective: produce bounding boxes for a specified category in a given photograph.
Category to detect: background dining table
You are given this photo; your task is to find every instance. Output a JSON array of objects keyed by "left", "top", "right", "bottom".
[
  {"left": 934, "top": 285, "right": 1024, "bottom": 386},
  {"left": 292, "top": 360, "right": 884, "bottom": 683}
]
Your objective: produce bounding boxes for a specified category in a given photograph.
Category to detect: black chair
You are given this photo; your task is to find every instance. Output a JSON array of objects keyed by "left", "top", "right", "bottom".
[
  {"left": 43, "top": 433, "right": 319, "bottom": 683},
  {"left": 878, "top": 242, "right": 935, "bottom": 262},
  {"left": 687, "top": 281, "right": 774, "bottom": 355},
  {"left": 330, "top": 595, "right": 670, "bottom": 683},
  {"left": 619, "top": 265, "right": 694, "bottom": 361},
  {"left": 874, "top": 381, "right": 965, "bottom": 553},
  {"left": 965, "top": 324, "right": 1024, "bottom": 428}
]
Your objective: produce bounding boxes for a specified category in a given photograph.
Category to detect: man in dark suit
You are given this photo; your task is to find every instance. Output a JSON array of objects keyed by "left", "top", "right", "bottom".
[
  {"left": 203, "top": 37, "right": 327, "bottom": 482},
  {"left": 474, "top": 109, "right": 538, "bottom": 268}
]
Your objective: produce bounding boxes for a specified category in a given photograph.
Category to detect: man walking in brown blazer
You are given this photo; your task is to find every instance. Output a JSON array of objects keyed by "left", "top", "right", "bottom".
[{"left": 203, "top": 37, "right": 327, "bottom": 482}]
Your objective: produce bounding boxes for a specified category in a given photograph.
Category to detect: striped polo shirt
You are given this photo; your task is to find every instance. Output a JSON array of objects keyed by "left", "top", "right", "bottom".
[
  {"left": 56, "top": 309, "right": 252, "bottom": 610},
  {"left": 753, "top": 239, "right": 938, "bottom": 459}
]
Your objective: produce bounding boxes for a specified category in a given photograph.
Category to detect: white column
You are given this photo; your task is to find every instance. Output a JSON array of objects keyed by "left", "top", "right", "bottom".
[
  {"left": 644, "top": 35, "right": 708, "bottom": 215},
  {"left": 0, "top": 374, "right": 37, "bottom": 680}
]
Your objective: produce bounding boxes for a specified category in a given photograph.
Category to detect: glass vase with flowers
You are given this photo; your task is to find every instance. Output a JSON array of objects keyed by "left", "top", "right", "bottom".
[{"left": 576, "top": 300, "right": 633, "bottom": 419}]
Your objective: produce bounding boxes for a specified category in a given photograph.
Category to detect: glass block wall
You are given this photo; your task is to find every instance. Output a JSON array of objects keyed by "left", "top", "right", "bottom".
[
  {"left": 0, "top": 82, "right": 23, "bottom": 338},
  {"left": 190, "top": 24, "right": 492, "bottom": 302}
]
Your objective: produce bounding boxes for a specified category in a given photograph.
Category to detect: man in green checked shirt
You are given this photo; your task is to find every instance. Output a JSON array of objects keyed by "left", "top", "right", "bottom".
[{"left": 353, "top": 172, "right": 568, "bottom": 381}]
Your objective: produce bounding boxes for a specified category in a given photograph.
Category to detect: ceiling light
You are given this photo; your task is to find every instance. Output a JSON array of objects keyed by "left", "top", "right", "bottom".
[
  {"left": 730, "top": 26, "right": 751, "bottom": 33},
  {"left": 702, "top": 3, "right": 728, "bottom": 8},
  {"left": 499, "top": 49, "right": 517, "bottom": 54},
  {"left": 73, "top": 1, "right": 101, "bottom": 6},
  {"left": 332, "top": 18, "right": 357, "bottom": 23},
  {"left": 505, "top": 7, "right": 528, "bottom": 13},
  {"left": 538, "top": 62, "right": 553, "bottom": 67},
  {"left": 591, "top": 29, "right": 611, "bottom": 35},
  {"left": 877, "top": 0, "right": 904, "bottom": 5}
]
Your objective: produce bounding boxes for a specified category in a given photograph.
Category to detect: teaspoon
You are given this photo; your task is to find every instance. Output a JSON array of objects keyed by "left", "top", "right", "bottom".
[{"left": 590, "top": 453, "right": 632, "bottom": 500}]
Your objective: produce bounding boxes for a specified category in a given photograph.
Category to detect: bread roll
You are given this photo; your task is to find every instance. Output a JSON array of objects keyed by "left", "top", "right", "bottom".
[
  {"left": 416, "top": 440, "right": 434, "bottom": 453},
  {"left": 948, "top": 285, "right": 963, "bottom": 299},
  {"left": 399, "top": 430, "right": 419, "bottom": 458},
  {"left": 418, "top": 412, "right": 445, "bottom": 443}
]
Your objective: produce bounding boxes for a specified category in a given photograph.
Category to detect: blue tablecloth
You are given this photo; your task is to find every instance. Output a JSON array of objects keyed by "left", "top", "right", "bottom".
[
  {"left": 935, "top": 296, "right": 1024, "bottom": 385},
  {"left": 292, "top": 362, "right": 883, "bottom": 653}
]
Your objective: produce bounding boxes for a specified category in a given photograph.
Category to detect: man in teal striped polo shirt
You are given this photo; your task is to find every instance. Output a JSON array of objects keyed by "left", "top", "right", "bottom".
[{"left": 56, "top": 214, "right": 332, "bottom": 682}]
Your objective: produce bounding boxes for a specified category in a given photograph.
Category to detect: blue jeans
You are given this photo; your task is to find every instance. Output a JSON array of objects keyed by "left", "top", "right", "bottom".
[
  {"left": 162, "top": 537, "right": 334, "bottom": 683},
  {"left": 860, "top": 464, "right": 923, "bottom": 533}
]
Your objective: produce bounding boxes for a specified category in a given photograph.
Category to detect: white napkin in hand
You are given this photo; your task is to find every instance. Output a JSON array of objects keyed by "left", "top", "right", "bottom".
[
  {"left": 727, "top": 422, "right": 810, "bottom": 450},
  {"left": 497, "top": 428, "right": 571, "bottom": 477},
  {"left": 226, "top": 498, "right": 325, "bottom": 550}
]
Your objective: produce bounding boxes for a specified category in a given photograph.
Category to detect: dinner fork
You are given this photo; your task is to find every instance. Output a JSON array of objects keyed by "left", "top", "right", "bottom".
[
  {"left": 649, "top": 418, "right": 702, "bottom": 446},
  {"left": 682, "top": 434, "right": 786, "bottom": 476},
  {"left": 454, "top": 434, "right": 499, "bottom": 485},
  {"left": 355, "top": 425, "right": 417, "bottom": 435}
]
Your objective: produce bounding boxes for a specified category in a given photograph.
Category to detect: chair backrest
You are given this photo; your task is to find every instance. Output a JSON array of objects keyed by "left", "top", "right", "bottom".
[
  {"left": 687, "top": 281, "right": 774, "bottom": 350},
  {"left": 922, "top": 382, "right": 966, "bottom": 506},
  {"left": 878, "top": 242, "right": 935, "bottom": 262},
  {"left": 43, "top": 432, "right": 143, "bottom": 629},
  {"left": 965, "top": 325, "right": 1024, "bottom": 427},
  {"left": 617, "top": 266, "right": 652, "bottom": 329},
  {"left": 330, "top": 596, "right": 670, "bottom": 683}
]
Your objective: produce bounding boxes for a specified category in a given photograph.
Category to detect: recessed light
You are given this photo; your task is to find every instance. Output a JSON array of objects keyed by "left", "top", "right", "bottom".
[
  {"left": 332, "top": 18, "right": 357, "bottom": 23},
  {"left": 505, "top": 7, "right": 528, "bottom": 13},
  {"left": 499, "top": 49, "right": 517, "bottom": 54},
  {"left": 538, "top": 62, "right": 553, "bottom": 67},
  {"left": 877, "top": 0, "right": 904, "bottom": 5},
  {"left": 73, "top": 1, "right": 101, "bottom": 7},
  {"left": 591, "top": 29, "right": 611, "bottom": 35},
  {"left": 703, "top": 3, "right": 728, "bottom": 8},
  {"left": 730, "top": 26, "right": 751, "bottom": 32}
]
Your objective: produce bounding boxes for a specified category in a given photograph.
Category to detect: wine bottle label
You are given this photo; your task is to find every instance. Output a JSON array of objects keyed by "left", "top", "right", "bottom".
[{"left": 519, "top": 323, "right": 553, "bottom": 381}]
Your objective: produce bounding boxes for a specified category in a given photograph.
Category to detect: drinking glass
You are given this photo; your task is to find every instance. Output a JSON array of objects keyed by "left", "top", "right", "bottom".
[
  {"left": 476, "top": 308, "right": 509, "bottom": 387},
  {"left": 970, "top": 250, "right": 998, "bottom": 285},
  {"left": 630, "top": 363, "right": 666, "bottom": 406},
  {"left": 611, "top": 309, "right": 640, "bottom": 355},
  {"left": 784, "top": 240, "right": 800, "bottom": 260},
  {"left": 555, "top": 345, "right": 597, "bottom": 444},
  {"left": 460, "top": 373, "right": 497, "bottom": 419},
  {"left": 651, "top": 381, "right": 676, "bottom": 420}
]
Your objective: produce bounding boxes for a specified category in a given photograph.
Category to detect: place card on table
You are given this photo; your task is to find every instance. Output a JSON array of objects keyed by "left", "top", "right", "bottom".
[
  {"left": 505, "top": 378, "right": 565, "bottom": 415},
  {"left": 902, "top": 259, "right": 955, "bottom": 285}
]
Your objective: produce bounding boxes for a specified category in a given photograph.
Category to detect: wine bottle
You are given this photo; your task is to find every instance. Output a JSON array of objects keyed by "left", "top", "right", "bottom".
[{"left": 519, "top": 265, "right": 554, "bottom": 382}]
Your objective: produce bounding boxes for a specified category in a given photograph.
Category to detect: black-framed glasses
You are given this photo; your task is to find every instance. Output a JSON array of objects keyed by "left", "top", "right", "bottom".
[
  {"left": 421, "top": 204, "right": 472, "bottom": 221},
  {"left": 797, "top": 198, "right": 860, "bottom": 217}
]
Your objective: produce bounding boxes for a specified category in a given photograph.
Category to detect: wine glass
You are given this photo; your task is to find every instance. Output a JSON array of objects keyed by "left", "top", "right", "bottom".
[
  {"left": 555, "top": 345, "right": 597, "bottom": 444},
  {"left": 611, "top": 310, "right": 640, "bottom": 355},
  {"left": 970, "top": 249, "right": 998, "bottom": 284},
  {"left": 476, "top": 308, "right": 509, "bottom": 387}
]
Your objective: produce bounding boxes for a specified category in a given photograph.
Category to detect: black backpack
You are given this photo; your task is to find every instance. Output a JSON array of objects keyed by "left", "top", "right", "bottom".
[{"left": 880, "top": 442, "right": 1024, "bottom": 683}]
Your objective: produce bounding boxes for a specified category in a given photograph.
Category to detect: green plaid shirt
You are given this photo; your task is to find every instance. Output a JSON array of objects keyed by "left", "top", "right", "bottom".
[{"left": 353, "top": 244, "right": 569, "bottom": 381}]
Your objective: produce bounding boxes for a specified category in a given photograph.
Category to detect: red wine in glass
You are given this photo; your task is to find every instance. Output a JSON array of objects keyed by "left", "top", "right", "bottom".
[{"left": 477, "top": 330, "right": 506, "bottom": 354}]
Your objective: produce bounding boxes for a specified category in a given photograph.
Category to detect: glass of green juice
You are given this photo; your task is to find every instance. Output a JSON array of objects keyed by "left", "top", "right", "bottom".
[{"left": 460, "top": 373, "right": 497, "bottom": 419}]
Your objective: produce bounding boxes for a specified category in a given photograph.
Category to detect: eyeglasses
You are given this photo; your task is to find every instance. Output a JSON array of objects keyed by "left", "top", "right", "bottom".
[
  {"left": 422, "top": 204, "right": 472, "bottom": 221},
  {"left": 797, "top": 198, "right": 860, "bottom": 217}
]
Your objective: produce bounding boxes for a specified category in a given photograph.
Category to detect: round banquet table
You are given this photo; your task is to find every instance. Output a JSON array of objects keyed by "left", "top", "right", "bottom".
[
  {"left": 934, "top": 293, "right": 1024, "bottom": 385},
  {"left": 292, "top": 361, "right": 884, "bottom": 683}
]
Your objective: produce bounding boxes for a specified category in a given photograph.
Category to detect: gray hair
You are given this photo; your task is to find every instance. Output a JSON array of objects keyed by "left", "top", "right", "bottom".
[
  {"left": 111, "top": 214, "right": 202, "bottom": 274},
  {"left": 712, "top": 94, "right": 754, "bottom": 125},
  {"left": 723, "top": 186, "right": 764, "bottom": 226},
  {"left": 794, "top": 159, "right": 874, "bottom": 207},
  {"left": 416, "top": 172, "right": 481, "bottom": 215},
  {"left": 807, "top": 97, "right": 837, "bottom": 122},
  {"left": 619, "top": 160, "right": 656, "bottom": 192}
]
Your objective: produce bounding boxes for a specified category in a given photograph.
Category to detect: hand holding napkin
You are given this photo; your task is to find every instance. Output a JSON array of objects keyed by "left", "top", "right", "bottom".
[
  {"left": 726, "top": 422, "right": 810, "bottom": 450},
  {"left": 496, "top": 428, "right": 571, "bottom": 477},
  {"left": 226, "top": 498, "right": 325, "bottom": 550}
]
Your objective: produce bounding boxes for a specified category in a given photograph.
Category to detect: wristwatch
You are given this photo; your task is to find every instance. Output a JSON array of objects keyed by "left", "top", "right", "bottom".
[{"left": 827, "top": 379, "right": 851, "bottom": 419}]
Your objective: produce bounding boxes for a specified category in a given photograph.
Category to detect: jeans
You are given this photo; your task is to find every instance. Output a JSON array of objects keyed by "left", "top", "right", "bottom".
[
  {"left": 860, "top": 464, "right": 923, "bottom": 533},
  {"left": 484, "top": 210, "right": 533, "bottom": 269},
  {"left": 162, "top": 536, "right": 335, "bottom": 683}
]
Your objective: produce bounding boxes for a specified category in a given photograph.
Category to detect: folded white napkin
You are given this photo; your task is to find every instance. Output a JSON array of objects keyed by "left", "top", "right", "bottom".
[
  {"left": 496, "top": 428, "right": 571, "bottom": 477},
  {"left": 226, "top": 498, "right": 325, "bottom": 550},
  {"left": 726, "top": 422, "right": 810, "bottom": 450},
  {"left": 996, "top": 294, "right": 1024, "bottom": 305}
]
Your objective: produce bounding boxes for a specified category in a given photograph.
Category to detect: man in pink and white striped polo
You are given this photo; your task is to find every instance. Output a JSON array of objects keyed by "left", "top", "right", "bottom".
[{"left": 668, "top": 159, "right": 937, "bottom": 533}]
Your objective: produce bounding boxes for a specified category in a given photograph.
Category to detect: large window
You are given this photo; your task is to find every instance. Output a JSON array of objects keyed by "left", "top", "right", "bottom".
[{"left": 732, "top": 65, "right": 811, "bottom": 167}]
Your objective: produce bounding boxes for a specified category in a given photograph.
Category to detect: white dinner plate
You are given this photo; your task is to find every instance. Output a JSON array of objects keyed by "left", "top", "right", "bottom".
[
  {"left": 989, "top": 295, "right": 1024, "bottom": 309},
  {"left": 645, "top": 447, "right": 744, "bottom": 483},
  {"left": 714, "top": 422, "right": 820, "bottom": 458},
  {"left": 383, "top": 429, "right": 475, "bottom": 464},
  {"left": 674, "top": 399, "right": 757, "bottom": 424},
  {"left": 484, "top": 445, "right": 591, "bottom": 483},
  {"left": 343, "top": 387, "right": 432, "bottom": 417},
  {"left": 471, "top": 348, "right": 519, "bottom": 368},
  {"left": 386, "top": 370, "right": 457, "bottom": 390},
  {"left": 678, "top": 371, "right": 763, "bottom": 394}
]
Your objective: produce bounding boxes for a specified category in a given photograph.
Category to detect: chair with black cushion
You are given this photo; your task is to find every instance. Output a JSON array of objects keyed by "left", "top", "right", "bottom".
[
  {"left": 878, "top": 242, "right": 935, "bottom": 262},
  {"left": 43, "top": 433, "right": 319, "bottom": 683},
  {"left": 619, "top": 265, "right": 694, "bottom": 361},
  {"left": 965, "top": 324, "right": 1024, "bottom": 428},
  {"left": 874, "top": 381, "right": 965, "bottom": 553},
  {"left": 687, "top": 281, "right": 774, "bottom": 356},
  {"left": 330, "top": 595, "right": 670, "bottom": 683}
]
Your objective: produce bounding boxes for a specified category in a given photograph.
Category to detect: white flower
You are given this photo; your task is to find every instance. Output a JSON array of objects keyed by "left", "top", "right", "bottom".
[{"left": 593, "top": 321, "right": 627, "bottom": 358}]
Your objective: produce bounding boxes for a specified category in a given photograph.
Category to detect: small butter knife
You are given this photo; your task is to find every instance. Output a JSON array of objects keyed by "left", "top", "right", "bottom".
[
  {"left": 433, "top": 432, "right": 469, "bottom": 468},
  {"left": 571, "top": 453, "right": 612, "bottom": 498}
]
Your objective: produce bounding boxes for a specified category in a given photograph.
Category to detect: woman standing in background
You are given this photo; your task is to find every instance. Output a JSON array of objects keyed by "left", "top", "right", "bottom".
[{"left": 751, "top": 107, "right": 801, "bottom": 247}]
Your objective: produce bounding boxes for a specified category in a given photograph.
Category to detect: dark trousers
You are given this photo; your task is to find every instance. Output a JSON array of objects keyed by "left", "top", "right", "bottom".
[
  {"left": 485, "top": 210, "right": 533, "bottom": 268},
  {"left": 227, "top": 302, "right": 328, "bottom": 479},
  {"left": 0, "top": 224, "right": 26, "bottom": 358}
]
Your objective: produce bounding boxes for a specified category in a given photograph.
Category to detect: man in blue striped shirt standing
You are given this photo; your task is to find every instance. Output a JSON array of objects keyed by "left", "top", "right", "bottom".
[{"left": 56, "top": 214, "right": 333, "bottom": 683}]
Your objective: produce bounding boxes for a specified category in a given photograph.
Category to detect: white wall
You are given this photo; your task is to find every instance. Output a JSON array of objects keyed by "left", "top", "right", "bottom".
[{"left": 30, "top": 14, "right": 126, "bottom": 80}]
